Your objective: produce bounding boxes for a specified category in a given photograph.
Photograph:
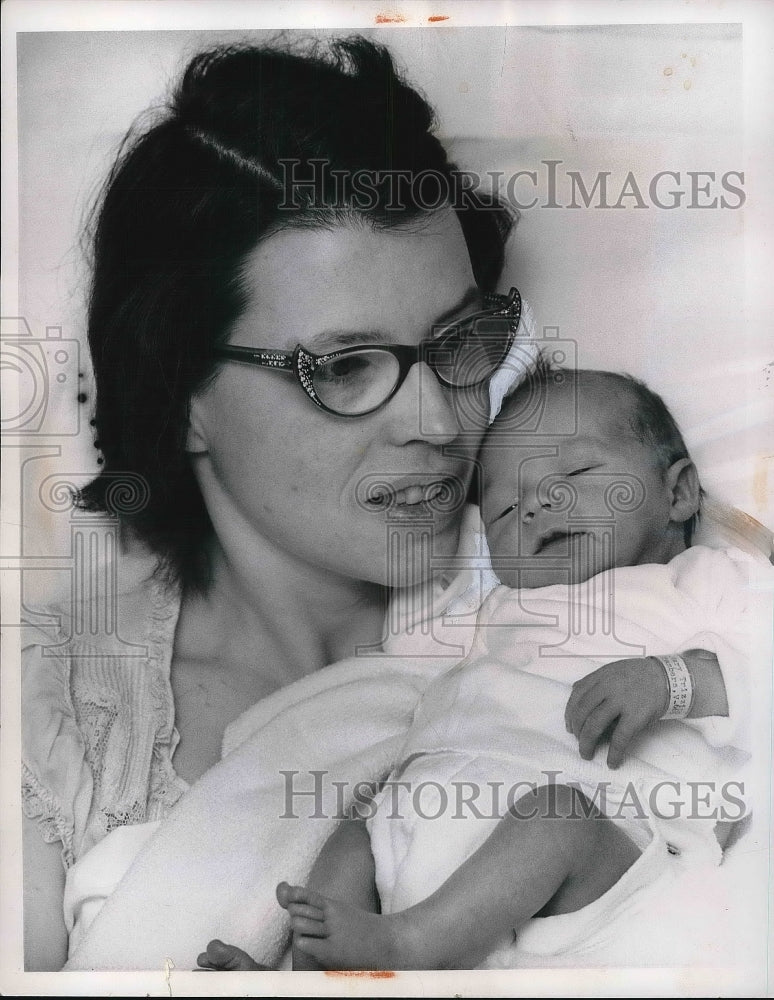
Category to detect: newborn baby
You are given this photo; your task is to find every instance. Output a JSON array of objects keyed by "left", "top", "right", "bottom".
[{"left": 202, "top": 365, "right": 759, "bottom": 971}]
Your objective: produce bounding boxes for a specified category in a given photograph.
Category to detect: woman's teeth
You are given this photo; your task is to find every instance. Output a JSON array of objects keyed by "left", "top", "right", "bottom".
[
  {"left": 395, "top": 483, "right": 444, "bottom": 506},
  {"left": 372, "top": 482, "right": 446, "bottom": 508}
]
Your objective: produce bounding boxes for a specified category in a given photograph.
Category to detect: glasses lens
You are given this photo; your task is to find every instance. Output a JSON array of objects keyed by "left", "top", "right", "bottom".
[
  {"left": 428, "top": 315, "right": 513, "bottom": 387},
  {"left": 312, "top": 349, "right": 401, "bottom": 415}
]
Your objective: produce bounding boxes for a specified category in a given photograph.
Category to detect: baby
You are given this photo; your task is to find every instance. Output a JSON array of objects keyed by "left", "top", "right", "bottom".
[{"left": 200, "top": 366, "right": 756, "bottom": 971}]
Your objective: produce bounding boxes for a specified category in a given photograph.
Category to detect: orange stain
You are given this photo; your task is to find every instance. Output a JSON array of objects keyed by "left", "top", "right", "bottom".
[
  {"left": 325, "top": 970, "right": 397, "bottom": 978},
  {"left": 428, "top": 15, "right": 450, "bottom": 21},
  {"left": 375, "top": 12, "right": 407, "bottom": 23}
]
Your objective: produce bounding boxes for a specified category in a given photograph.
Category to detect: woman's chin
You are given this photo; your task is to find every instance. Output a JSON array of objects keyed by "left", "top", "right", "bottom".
[{"left": 369, "top": 518, "right": 462, "bottom": 590}]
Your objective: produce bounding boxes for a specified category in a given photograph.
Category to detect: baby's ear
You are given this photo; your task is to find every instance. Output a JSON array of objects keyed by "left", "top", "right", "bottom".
[{"left": 665, "top": 458, "right": 700, "bottom": 524}]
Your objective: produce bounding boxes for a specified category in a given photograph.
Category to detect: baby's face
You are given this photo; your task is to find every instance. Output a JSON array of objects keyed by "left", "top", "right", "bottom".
[{"left": 481, "top": 381, "right": 680, "bottom": 588}]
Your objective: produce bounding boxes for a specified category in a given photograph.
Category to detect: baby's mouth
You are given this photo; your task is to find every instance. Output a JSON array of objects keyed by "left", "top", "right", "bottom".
[{"left": 534, "top": 529, "right": 589, "bottom": 555}]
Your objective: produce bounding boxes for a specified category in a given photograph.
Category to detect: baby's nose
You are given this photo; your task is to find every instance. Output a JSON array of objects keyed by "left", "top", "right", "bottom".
[{"left": 521, "top": 497, "right": 553, "bottom": 522}]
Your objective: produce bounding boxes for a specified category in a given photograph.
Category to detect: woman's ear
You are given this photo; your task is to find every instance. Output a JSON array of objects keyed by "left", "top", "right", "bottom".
[
  {"left": 185, "top": 397, "right": 209, "bottom": 455},
  {"left": 665, "top": 457, "right": 700, "bottom": 524}
]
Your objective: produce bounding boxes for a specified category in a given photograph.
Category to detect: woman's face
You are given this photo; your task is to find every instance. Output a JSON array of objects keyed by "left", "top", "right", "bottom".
[{"left": 187, "top": 209, "right": 490, "bottom": 588}]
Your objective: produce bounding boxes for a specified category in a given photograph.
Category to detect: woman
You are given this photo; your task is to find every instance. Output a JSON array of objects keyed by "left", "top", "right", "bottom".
[
  {"left": 21, "top": 36, "right": 520, "bottom": 970},
  {"left": 22, "top": 34, "right": 747, "bottom": 975}
]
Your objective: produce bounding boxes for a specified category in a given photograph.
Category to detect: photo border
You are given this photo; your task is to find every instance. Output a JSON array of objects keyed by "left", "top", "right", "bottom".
[{"left": 2, "top": 1, "right": 772, "bottom": 996}]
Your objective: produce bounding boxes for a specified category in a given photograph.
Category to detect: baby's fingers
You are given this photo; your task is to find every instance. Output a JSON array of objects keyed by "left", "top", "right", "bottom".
[
  {"left": 565, "top": 675, "right": 598, "bottom": 732},
  {"left": 567, "top": 684, "right": 607, "bottom": 740},
  {"left": 577, "top": 702, "right": 619, "bottom": 760},
  {"left": 606, "top": 717, "right": 640, "bottom": 770}
]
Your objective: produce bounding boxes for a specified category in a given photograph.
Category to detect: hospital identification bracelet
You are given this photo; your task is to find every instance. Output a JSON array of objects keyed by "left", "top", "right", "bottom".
[{"left": 655, "top": 654, "right": 694, "bottom": 720}]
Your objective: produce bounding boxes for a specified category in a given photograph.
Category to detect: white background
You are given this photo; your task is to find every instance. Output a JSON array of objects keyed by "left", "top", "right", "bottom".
[{"left": 11, "top": 15, "right": 773, "bottom": 561}]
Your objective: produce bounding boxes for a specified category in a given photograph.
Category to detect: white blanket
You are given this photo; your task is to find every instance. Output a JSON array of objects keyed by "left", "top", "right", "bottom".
[
  {"left": 63, "top": 651, "right": 453, "bottom": 970},
  {"left": 63, "top": 508, "right": 489, "bottom": 971},
  {"left": 64, "top": 537, "right": 772, "bottom": 972},
  {"left": 367, "top": 546, "right": 765, "bottom": 965}
]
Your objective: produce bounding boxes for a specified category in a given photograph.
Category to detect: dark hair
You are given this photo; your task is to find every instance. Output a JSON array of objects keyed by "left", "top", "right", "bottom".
[
  {"left": 77, "top": 36, "right": 515, "bottom": 590},
  {"left": 496, "top": 361, "right": 703, "bottom": 544}
]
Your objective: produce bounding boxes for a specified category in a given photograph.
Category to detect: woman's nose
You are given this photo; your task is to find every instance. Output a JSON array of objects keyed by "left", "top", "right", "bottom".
[{"left": 384, "top": 361, "right": 461, "bottom": 445}]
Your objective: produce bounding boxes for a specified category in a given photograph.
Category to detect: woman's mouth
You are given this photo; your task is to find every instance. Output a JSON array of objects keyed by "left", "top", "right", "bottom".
[
  {"left": 361, "top": 476, "right": 465, "bottom": 518},
  {"left": 371, "top": 483, "right": 445, "bottom": 507}
]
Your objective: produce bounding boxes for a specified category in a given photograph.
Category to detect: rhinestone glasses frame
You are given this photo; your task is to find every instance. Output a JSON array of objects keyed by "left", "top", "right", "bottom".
[{"left": 212, "top": 287, "right": 522, "bottom": 417}]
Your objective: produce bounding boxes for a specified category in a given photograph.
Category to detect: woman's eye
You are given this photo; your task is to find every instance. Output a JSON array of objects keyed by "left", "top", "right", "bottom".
[{"left": 319, "top": 356, "right": 371, "bottom": 381}]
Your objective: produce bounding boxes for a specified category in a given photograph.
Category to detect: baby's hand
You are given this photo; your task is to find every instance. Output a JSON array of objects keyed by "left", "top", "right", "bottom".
[
  {"left": 196, "top": 938, "right": 269, "bottom": 971},
  {"left": 564, "top": 657, "right": 668, "bottom": 769}
]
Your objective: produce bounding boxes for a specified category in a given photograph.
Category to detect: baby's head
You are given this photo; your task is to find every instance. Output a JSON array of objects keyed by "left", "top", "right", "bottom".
[{"left": 480, "top": 365, "right": 702, "bottom": 588}]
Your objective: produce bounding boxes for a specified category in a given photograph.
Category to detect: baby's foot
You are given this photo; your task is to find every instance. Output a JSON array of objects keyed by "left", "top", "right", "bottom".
[
  {"left": 197, "top": 938, "right": 268, "bottom": 971},
  {"left": 276, "top": 881, "right": 415, "bottom": 971}
]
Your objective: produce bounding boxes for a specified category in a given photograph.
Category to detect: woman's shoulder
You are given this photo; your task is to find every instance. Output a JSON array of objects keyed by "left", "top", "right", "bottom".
[
  {"left": 20, "top": 543, "right": 185, "bottom": 865},
  {"left": 22, "top": 543, "right": 180, "bottom": 652},
  {"left": 20, "top": 539, "right": 182, "bottom": 754}
]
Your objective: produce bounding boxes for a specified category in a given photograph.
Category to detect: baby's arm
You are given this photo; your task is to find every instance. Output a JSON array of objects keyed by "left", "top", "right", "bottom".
[{"left": 565, "top": 649, "right": 727, "bottom": 768}]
